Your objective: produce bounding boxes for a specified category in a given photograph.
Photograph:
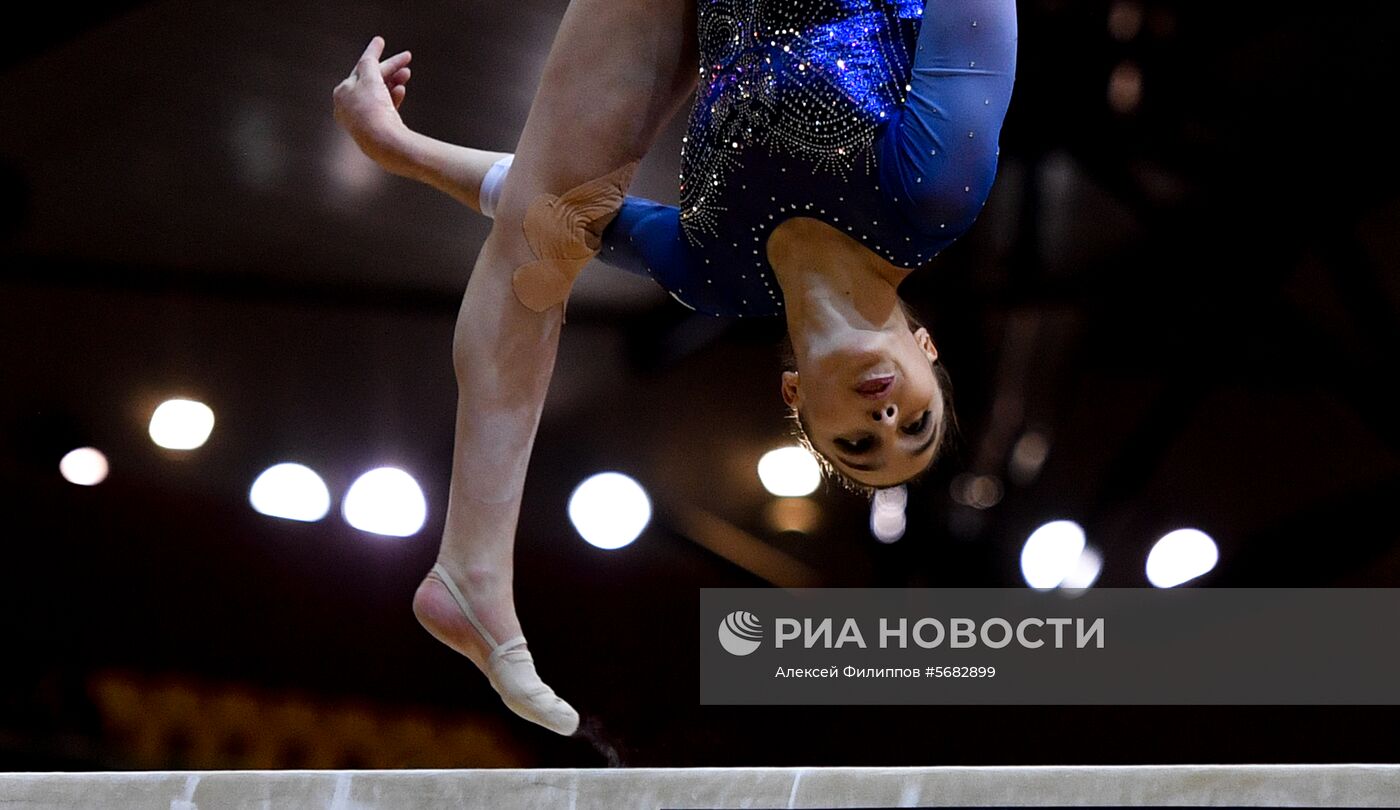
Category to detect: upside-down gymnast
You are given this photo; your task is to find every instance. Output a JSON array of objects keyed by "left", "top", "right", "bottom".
[{"left": 333, "top": 0, "right": 1016, "bottom": 736}]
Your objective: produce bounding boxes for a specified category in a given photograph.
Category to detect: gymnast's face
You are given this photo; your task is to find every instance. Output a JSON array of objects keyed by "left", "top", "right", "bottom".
[{"left": 782, "top": 326, "right": 942, "bottom": 488}]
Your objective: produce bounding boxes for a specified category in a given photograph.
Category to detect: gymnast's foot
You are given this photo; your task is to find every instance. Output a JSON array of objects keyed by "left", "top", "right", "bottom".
[{"left": 412, "top": 558, "right": 580, "bottom": 736}]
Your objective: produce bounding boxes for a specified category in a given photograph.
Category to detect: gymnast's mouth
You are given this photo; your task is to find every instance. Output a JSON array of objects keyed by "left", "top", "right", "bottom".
[{"left": 855, "top": 375, "right": 894, "bottom": 398}]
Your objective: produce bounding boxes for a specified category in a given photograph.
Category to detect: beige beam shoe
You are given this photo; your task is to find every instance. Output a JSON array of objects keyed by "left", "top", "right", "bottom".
[{"left": 425, "top": 563, "right": 580, "bottom": 737}]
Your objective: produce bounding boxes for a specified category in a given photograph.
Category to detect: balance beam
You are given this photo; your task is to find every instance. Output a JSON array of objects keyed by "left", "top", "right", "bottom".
[{"left": 4, "top": 764, "right": 1400, "bottom": 808}]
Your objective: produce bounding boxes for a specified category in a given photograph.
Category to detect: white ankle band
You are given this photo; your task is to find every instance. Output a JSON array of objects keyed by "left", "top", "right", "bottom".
[{"left": 480, "top": 153, "right": 515, "bottom": 219}]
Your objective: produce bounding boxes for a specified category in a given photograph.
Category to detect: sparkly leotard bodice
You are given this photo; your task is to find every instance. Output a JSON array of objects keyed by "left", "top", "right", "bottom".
[{"left": 598, "top": 0, "right": 1017, "bottom": 317}]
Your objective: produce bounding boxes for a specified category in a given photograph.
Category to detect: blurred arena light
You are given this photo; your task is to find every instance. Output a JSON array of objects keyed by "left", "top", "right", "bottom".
[
  {"left": 328, "top": 128, "right": 384, "bottom": 195},
  {"left": 229, "top": 104, "right": 287, "bottom": 191},
  {"left": 951, "top": 473, "right": 1003, "bottom": 509},
  {"left": 1107, "top": 1, "right": 1144, "bottom": 42},
  {"left": 249, "top": 463, "right": 332, "bottom": 523},
  {"left": 342, "top": 467, "right": 427, "bottom": 537},
  {"left": 757, "top": 446, "right": 821, "bottom": 497},
  {"left": 1059, "top": 545, "right": 1103, "bottom": 591},
  {"left": 1146, "top": 528, "right": 1218, "bottom": 587},
  {"left": 1108, "top": 62, "right": 1143, "bottom": 114},
  {"left": 874, "top": 485, "right": 907, "bottom": 513},
  {"left": 1020, "top": 520, "right": 1087, "bottom": 590},
  {"left": 149, "top": 398, "right": 215, "bottom": 450},
  {"left": 870, "top": 510, "right": 906, "bottom": 544},
  {"left": 1008, "top": 430, "right": 1050, "bottom": 485},
  {"left": 59, "top": 447, "right": 109, "bottom": 486},
  {"left": 765, "top": 497, "right": 821, "bottom": 535},
  {"left": 568, "top": 472, "right": 651, "bottom": 550},
  {"left": 870, "top": 485, "right": 908, "bottom": 543}
]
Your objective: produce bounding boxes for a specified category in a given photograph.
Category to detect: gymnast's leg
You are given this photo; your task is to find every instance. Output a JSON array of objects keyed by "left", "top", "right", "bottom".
[{"left": 407, "top": 0, "right": 697, "bottom": 735}]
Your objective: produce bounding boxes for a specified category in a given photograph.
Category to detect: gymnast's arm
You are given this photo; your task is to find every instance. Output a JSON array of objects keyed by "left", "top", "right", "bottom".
[
  {"left": 879, "top": 0, "right": 1017, "bottom": 232},
  {"left": 383, "top": 134, "right": 512, "bottom": 215},
  {"left": 332, "top": 49, "right": 513, "bottom": 215}
]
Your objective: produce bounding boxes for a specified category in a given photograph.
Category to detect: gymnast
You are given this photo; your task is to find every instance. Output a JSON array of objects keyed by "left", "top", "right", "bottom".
[{"left": 333, "top": 0, "right": 1016, "bottom": 736}]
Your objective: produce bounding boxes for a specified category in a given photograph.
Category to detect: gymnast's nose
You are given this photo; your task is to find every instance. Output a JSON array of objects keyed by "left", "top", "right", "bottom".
[{"left": 871, "top": 404, "right": 897, "bottom": 423}]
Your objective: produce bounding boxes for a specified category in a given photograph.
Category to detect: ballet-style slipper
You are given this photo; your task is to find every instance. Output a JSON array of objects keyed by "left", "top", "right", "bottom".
[
  {"left": 424, "top": 562, "right": 579, "bottom": 736},
  {"left": 512, "top": 160, "right": 640, "bottom": 321}
]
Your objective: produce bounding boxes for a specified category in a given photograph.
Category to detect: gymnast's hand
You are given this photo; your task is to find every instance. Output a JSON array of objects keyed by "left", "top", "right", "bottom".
[{"left": 332, "top": 36, "right": 414, "bottom": 175}]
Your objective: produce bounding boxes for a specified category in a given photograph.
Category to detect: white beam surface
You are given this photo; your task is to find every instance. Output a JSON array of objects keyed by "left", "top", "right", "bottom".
[{"left": 2, "top": 764, "right": 1399, "bottom": 809}]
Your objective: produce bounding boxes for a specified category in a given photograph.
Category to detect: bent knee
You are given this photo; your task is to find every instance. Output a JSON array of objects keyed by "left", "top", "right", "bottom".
[{"left": 479, "top": 209, "right": 535, "bottom": 268}]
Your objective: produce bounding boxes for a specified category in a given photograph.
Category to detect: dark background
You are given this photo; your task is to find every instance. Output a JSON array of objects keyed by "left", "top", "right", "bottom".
[{"left": 2, "top": 0, "right": 1399, "bottom": 768}]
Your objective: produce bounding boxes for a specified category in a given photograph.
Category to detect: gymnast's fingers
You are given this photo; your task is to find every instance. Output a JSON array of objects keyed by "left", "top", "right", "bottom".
[
  {"left": 379, "top": 50, "right": 412, "bottom": 80},
  {"left": 355, "top": 36, "right": 385, "bottom": 77}
]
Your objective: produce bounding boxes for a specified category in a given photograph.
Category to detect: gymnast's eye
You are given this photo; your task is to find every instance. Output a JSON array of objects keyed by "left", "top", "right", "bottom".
[
  {"left": 901, "top": 410, "right": 932, "bottom": 436},
  {"left": 835, "top": 436, "right": 874, "bottom": 454}
]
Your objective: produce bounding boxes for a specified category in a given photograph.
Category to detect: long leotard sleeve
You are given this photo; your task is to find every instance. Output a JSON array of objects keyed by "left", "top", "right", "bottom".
[{"left": 877, "top": 0, "right": 1017, "bottom": 237}]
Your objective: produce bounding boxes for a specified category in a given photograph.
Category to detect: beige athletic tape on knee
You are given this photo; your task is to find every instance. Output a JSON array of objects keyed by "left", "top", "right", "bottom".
[{"left": 511, "top": 160, "right": 639, "bottom": 318}]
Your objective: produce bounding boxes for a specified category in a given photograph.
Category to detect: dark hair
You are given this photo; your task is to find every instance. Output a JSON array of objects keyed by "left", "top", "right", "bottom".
[{"left": 781, "top": 299, "right": 957, "bottom": 498}]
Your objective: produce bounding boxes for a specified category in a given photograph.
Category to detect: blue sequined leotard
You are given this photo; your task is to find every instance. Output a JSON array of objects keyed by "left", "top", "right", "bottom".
[{"left": 597, "top": 0, "right": 1017, "bottom": 317}]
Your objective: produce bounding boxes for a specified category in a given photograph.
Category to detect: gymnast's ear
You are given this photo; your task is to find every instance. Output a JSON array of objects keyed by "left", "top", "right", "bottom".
[
  {"left": 781, "top": 371, "right": 801, "bottom": 408},
  {"left": 914, "top": 327, "right": 939, "bottom": 364}
]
